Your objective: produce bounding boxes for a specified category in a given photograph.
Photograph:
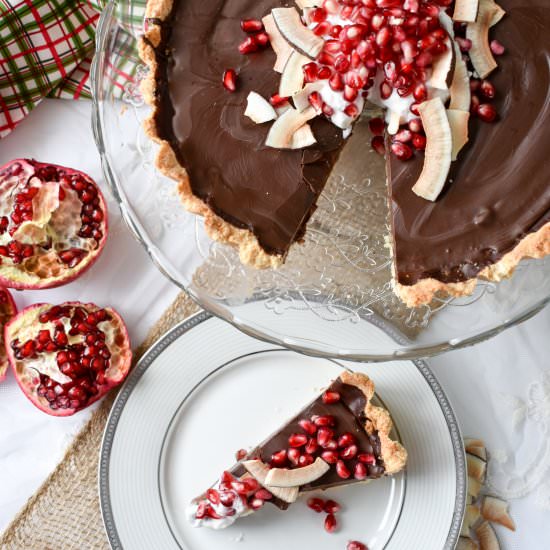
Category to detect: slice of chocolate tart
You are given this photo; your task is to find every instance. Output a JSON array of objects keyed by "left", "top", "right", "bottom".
[{"left": 186, "top": 371, "right": 407, "bottom": 529}]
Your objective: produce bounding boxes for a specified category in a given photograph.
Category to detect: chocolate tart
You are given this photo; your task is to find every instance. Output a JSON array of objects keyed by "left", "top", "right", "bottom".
[
  {"left": 140, "top": 0, "right": 550, "bottom": 306},
  {"left": 185, "top": 371, "right": 407, "bottom": 528}
]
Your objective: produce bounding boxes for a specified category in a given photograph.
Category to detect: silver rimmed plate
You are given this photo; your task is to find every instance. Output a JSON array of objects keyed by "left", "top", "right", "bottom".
[{"left": 99, "top": 312, "right": 466, "bottom": 549}]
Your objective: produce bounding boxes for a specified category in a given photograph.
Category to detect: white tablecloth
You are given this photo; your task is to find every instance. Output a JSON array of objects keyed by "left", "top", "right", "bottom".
[{"left": 1, "top": 100, "right": 549, "bottom": 549}]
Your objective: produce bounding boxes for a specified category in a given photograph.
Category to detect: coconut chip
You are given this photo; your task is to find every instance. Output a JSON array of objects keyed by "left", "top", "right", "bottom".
[
  {"left": 453, "top": 0, "right": 479, "bottom": 23},
  {"left": 457, "top": 537, "right": 479, "bottom": 550},
  {"left": 263, "top": 14, "right": 294, "bottom": 73},
  {"left": 467, "top": 452, "right": 487, "bottom": 482},
  {"left": 412, "top": 98, "right": 452, "bottom": 201},
  {"left": 466, "top": 0, "right": 501, "bottom": 78},
  {"left": 461, "top": 504, "right": 481, "bottom": 537},
  {"left": 295, "top": 0, "right": 320, "bottom": 8},
  {"left": 272, "top": 7, "right": 324, "bottom": 59},
  {"left": 244, "top": 92, "right": 277, "bottom": 124},
  {"left": 480, "top": 496, "right": 516, "bottom": 531},
  {"left": 447, "top": 109, "right": 470, "bottom": 160},
  {"left": 475, "top": 521, "right": 501, "bottom": 550},
  {"left": 265, "top": 106, "right": 317, "bottom": 149},
  {"left": 265, "top": 457, "right": 329, "bottom": 487},
  {"left": 279, "top": 50, "right": 309, "bottom": 97},
  {"left": 290, "top": 123, "right": 317, "bottom": 148},
  {"left": 449, "top": 42, "right": 471, "bottom": 111}
]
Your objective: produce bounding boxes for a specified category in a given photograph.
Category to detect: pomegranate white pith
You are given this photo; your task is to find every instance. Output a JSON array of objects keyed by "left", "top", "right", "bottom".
[
  {"left": 5, "top": 302, "right": 131, "bottom": 416},
  {"left": 0, "top": 159, "right": 108, "bottom": 290},
  {"left": 0, "top": 287, "right": 17, "bottom": 381}
]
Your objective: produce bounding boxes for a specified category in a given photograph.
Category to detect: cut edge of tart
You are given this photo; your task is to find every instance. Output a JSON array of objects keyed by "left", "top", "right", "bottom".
[
  {"left": 139, "top": 0, "right": 285, "bottom": 269},
  {"left": 186, "top": 370, "right": 407, "bottom": 529}
]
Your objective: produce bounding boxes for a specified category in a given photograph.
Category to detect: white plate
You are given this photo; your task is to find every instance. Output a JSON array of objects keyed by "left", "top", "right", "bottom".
[{"left": 100, "top": 312, "right": 466, "bottom": 549}]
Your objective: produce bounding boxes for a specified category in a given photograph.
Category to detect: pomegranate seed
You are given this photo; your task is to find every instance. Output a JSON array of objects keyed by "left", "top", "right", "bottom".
[
  {"left": 369, "top": 117, "right": 385, "bottom": 136},
  {"left": 344, "top": 104, "right": 359, "bottom": 118},
  {"left": 308, "top": 91, "right": 324, "bottom": 113},
  {"left": 313, "top": 21, "right": 332, "bottom": 36},
  {"left": 299, "top": 419, "right": 318, "bottom": 434},
  {"left": 415, "top": 51, "right": 433, "bottom": 67},
  {"left": 249, "top": 498, "right": 264, "bottom": 510},
  {"left": 235, "top": 448, "right": 247, "bottom": 461},
  {"left": 195, "top": 502, "right": 207, "bottom": 519},
  {"left": 412, "top": 133, "right": 426, "bottom": 150},
  {"left": 318, "top": 51, "right": 335, "bottom": 66},
  {"left": 480, "top": 80, "right": 496, "bottom": 99},
  {"left": 334, "top": 55, "right": 351, "bottom": 73},
  {"left": 222, "top": 69, "right": 237, "bottom": 92},
  {"left": 324, "top": 39, "right": 341, "bottom": 53},
  {"left": 413, "top": 83, "right": 427, "bottom": 101},
  {"left": 340, "top": 444, "right": 358, "bottom": 460},
  {"left": 470, "top": 94, "right": 480, "bottom": 113},
  {"left": 243, "top": 478, "right": 260, "bottom": 492},
  {"left": 289, "top": 433, "right": 308, "bottom": 447},
  {"left": 307, "top": 497, "right": 325, "bottom": 513},
  {"left": 317, "top": 427, "right": 335, "bottom": 447},
  {"left": 477, "top": 103, "right": 497, "bottom": 122},
  {"left": 207, "top": 488, "right": 220, "bottom": 505},
  {"left": 240, "top": 19, "right": 263, "bottom": 33},
  {"left": 321, "top": 450, "right": 339, "bottom": 464},
  {"left": 408, "top": 117, "right": 423, "bottom": 133},
  {"left": 270, "top": 93, "right": 289, "bottom": 107},
  {"left": 347, "top": 541, "right": 368, "bottom": 550},
  {"left": 324, "top": 513, "right": 338, "bottom": 533},
  {"left": 324, "top": 499, "right": 341, "bottom": 514},
  {"left": 355, "top": 462, "right": 368, "bottom": 480},
  {"left": 288, "top": 448, "right": 301, "bottom": 466},
  {"left": 391, "top": 141, "right": 413, "bottom": 160},
  {"left": 455, "top": 36, "right": 472, "bottom": 52},
  {"left": 322, "top": 390, "right": 341, "bottom": 404},
  {"left": 380, "top": 80, "right": 392, "bottom": 100},
  {"left": 330, "top": 24, "right": 342, "bottom": 38},
  {"left": 219, "top": 492, "right": 235, "bottom": 506},
  {"left": 384, "top": 61, "right": 397, "bottom": 82},
  {"left": 410, "top": 102, "right": 420, "bottom": 115},
  {"left": 371, "top": 136, "right": 385, "bottom": 155},
  {"left": 337, "top": 432, "right": 356, "bottom": 448},
  {"left": 254, "top": 32, "right": 270, "bottom": 48},
  {"left": 310, "top": 7, "right": 327, "bottom": 22},
  {"left": 376, "top": 27, "right": 392, "bottom": 47},
  {"left": 490, "top": 40, "right": 505, "bottom": 55},
  {"left": 312, "top": 415, "right": 335, "bottom": 427},
  {"left": 394, "top": 128, "right": 413, "bottom": 143},
  {"left": 270, "top": 450, "right": 287, "bottom": 466},
  {"left": 238, "top": 36, "right": 258, "bottom": 54},
  {"left": 329, "top": 73, "right": 344, "bottom": 91},
  {"left": 303, "top": 62, "right": 318, "bottom": 83},
  {"left": 255, "top": 488, "right": 273, "bottom": 500},
  {"left": 344, "top": 85, "right": 358, "bottom": 102},
  {"left": 305, "top": 438, "right": 319, "bottom": 454},
  {"left": 336, "top": 460, "right": 351, "bottom": 479},
  {"left": 298, "top": 454, "right": 314, "bottom": 467},
  {"left": 231, "top": 481, "right": 248, "bottom": 494},
  {"left": 318, "top": 66, "right": 332, "bottom": 79}
]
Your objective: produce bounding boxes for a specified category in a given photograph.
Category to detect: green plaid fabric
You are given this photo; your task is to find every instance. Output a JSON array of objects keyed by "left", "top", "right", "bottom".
[{"left": 0, "top": 0, "right": 145, "bottom": 139}]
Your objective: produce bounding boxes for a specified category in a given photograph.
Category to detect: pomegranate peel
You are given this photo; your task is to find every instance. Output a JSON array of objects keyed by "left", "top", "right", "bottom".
[
  {"left": 272, "top": 7, "right": 324, "bottom": 59},
  {"left": 5, "top": 302, "right": 132, "bottom": 416},
  {"left": 447, "top": 109, "right": 471, "bottom": 161},
  {"left": 0, "top": 159, "right": 108, "bottom": 290},
  {"left": 412, "top": 98, "right": 453, "bottom": 201},
  {"left": 264, "top": 456, "right": 330, "bottom": 487},
  {"left": 0, "top": 287, "right": 17, "bottom": 381}
]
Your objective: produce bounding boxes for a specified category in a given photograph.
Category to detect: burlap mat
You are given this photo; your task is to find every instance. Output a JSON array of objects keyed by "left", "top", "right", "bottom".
[{"left": 0, "top": 291, "right": 200, "bottom": 550}]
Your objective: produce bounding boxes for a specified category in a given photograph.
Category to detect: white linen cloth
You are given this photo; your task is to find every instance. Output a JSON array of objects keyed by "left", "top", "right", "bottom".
[{"left": 1, "top": 99, "right": 549, "bottom": 549}]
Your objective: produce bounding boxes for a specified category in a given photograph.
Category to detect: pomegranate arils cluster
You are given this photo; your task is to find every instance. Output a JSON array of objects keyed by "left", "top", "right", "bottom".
[{"left": 307, "top": 496, "right": 342, "bottom": 533}]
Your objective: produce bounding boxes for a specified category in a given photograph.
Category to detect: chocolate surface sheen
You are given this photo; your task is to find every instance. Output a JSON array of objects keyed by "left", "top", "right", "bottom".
[
  {"left": 389, "top": 0, "right": 550, "bottom": 285},
  {"left": 152, "top": 0, "right": 343, "bottom": 256}
]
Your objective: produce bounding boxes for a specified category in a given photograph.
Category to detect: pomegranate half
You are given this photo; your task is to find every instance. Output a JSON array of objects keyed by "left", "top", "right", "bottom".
[
  {"left": 0, "top": 287, "right": 17, "bottom": 381},
  {"left": 0, "top": 159, "right": 108, "bottom": 290},
  {"left": 5, "top": 302, "right": 132, "bottom": 416}
]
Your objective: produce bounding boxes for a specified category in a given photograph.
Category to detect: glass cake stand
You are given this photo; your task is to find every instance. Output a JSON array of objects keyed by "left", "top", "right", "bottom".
[{"left": 91, "top": 0, "right": 550, "bottom": 361}]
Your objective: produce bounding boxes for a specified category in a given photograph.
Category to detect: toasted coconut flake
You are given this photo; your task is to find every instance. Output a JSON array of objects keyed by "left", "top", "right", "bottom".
[
  {"left": 290, "top": 123, "right": 317, "bottom": 148},
  {"left": 412, "top": 98, "right": 452, "bottom": 201},
  {"left": 244, "top": 92, "right": 278, "bottom": 124},
  {"left": 453, "top": 0, "right": 479, "bottom": 22},
  {"left": 475, "top": 521, "right": 501, "bottom": 550},
  {"left": 263, "top": 14, "right": 294, "bottom": 73},
  {"left": 272, "top": 7, "right": 324, "bottom": 59},
  {"left": 387, "top": 110, "right": 401, "bottom": 135},
  {"left": 293, "top": 81, "right": 324, "bottom": 111},
  {"left": 468, "top": 445, "right": 487, "bottom": 461},
  {"left": 447, "top": 109, "right": 470, "bottom": 160},
  {"left": 279, "top": 50, "right": 309, "bottom": 97},
  {"left": 457, "top": 537, "right": 479, "bottom": 550},
  {"left": 468, "top": 476, "right": 482, "bottom": 500},
  {"left": 461, "top": 504, "right": 481, "bottom": 537},
  {"left": 265, "top": 106, "right": 317, "bottom": 148},
  {"left": 449, "top": 42, "right": 471, "bottom": 111},
  {"left": 481, "top": 496, "right": 516, "bottom": 531},
  {"left": 487, "top": 0, "right": 506, "bottom": 26},
  {"left": 466, "top": 0, "right": 499, "bottom": 78},
  {"left": 265, "top": 457, "right": 329, "bottom": 487},
  {"left": 467, "top": 452, "right": 487, "bottom": 482},
  {"left": 465, "top": 438, "right": 486, "bottom": 451},
  {"left": 295, "top": 0, "right": 319, "bottom": 7},
  {"left": 242, "top": 460, "right": 299, "bottom": 503},
  {"left": 431, "top": 38, "right": 455, "bottom": 90}
]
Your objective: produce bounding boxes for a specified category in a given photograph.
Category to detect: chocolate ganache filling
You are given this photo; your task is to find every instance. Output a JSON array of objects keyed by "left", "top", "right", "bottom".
[
  {"left": 151, "top": 0, "right": 344, "bottom": 256},
  {"left": 231, "top": 379, "right": 385, "bottom": 510},
  {"left": 389, "top": 0, "right": 550, "bottom": 286}
]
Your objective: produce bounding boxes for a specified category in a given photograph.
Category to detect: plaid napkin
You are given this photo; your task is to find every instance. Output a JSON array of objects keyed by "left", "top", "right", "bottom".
[{"left": 0, "top": 0, "right": 144, "bottom": 139}]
